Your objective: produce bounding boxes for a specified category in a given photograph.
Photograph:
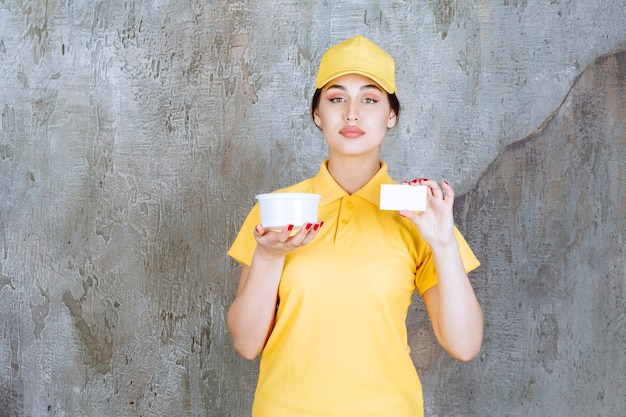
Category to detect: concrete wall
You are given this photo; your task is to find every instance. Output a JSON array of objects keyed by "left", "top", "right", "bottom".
[{"left": 1, "top": 1, "right": 624, "bottom": 416}]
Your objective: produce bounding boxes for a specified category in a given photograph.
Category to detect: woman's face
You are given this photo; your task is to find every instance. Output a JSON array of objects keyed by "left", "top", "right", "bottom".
[{"left": 313, "top": 73, "right": 397, "bottom": 160}]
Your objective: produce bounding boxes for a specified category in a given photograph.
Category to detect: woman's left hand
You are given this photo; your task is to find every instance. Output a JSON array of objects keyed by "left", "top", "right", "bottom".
[
  {"left": 398, "top": 178, "right": 456, "bottom": 248},
  {"left": 401, "top": 178, "right": 484, "bottom": 361}
]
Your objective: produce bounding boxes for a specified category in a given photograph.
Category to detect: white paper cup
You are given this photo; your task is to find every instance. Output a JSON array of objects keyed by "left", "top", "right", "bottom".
[{"left": 256, "top": 193, "right": 322, "bottom": 229}]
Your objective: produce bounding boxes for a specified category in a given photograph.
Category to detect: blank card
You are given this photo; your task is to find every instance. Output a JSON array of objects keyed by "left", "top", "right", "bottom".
[{"left": 379, "top": 184, "right": 427, "bottom": 211}]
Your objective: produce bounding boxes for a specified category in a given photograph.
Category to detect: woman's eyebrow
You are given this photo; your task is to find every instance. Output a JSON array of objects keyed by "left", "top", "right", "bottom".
[
  {"left": 324, "top": 84, "right": 346, "bottom": 91},
  {"left": 325, "top": 84, "right": 383, "bottom": 92}
]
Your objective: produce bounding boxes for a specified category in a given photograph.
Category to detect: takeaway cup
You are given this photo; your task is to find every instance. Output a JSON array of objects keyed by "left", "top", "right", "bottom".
[{"left": 256, "top": 193, "right": 322, "bottom": 229}]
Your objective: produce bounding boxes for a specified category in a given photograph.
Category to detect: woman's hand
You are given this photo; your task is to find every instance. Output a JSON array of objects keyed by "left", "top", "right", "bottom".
[
  {"left": 253, "top": 221, "right": 324, "bottom": 260},
  {"left": 228, "top": 220, "right": 324, "bottom": 360},
  {"left": 399, "top": 179, "right": 483, "bottom": 361},
  {"left": 398, "top": 179, "right": 455, "bottom": 248}
]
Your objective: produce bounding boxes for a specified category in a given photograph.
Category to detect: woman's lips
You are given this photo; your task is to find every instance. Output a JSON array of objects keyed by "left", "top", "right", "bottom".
[{"left": 339, "top": 126, "right": 365, "bottom": 138}]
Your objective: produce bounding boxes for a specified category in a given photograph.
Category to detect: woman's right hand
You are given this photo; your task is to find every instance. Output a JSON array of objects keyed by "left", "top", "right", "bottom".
[
  {"left": 228, "top": 220, "right": 324, "bottom": 360},
  {"left": 253, "top": 221, "right": 324, "bottom": 260}
]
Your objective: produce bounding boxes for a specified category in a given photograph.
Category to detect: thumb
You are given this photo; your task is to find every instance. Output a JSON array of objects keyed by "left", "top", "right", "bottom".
[
  {"left": 398, "top": 210, "right": 419, "bottom": 221},
  {"left": 254, "top": 224, "right": 266, "bottom": 236}
]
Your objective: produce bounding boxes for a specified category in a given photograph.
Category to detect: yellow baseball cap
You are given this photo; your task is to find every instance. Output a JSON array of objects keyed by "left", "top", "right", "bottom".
[{"left": 315, "top": 36, "right": 396, "bottom": 94}]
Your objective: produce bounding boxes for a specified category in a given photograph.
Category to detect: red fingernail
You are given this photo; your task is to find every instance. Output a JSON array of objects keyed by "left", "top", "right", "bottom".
[
  {"left": 313, "top": 223, "right": 319, "bottom": 231},
  {"left": 411, "top": 179, "right": 418, "bottom": 184},
  {"left": 443, "top": 180, "right": 449, "bottom": 186},
  {"left": 319, "top": 221, "right": 324, "bottom": 227},
  {"left": 422, "top": 178, "right": 428, "bottom": 182},
  {"left": 305, "top": 223, "right": 312, "bottom": 230},
  {"left": 287, "top": 224, "right": 294, "bottom": 231}
]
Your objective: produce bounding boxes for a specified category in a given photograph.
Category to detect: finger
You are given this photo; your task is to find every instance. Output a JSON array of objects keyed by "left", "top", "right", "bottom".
[
  {"left": 254, "top": 224, "right": 266, "bottom": 237},
  {"left": 287, "top": 223, "right": 313, "bottom": 246},
  {"left": 301, "top": 221, "right": 324, "bottom": 245},
  {"left": 276, "top": 224, "right": 295, "bottom": 243},
  {"left": 398, "top": 210, "right": 419, "bottom": 221},
  {"left": 420, "top": 178, "right": 442, "bottom": 198},
  {"left": 442, "top": 180, "right": 455, "bottom": 202}
]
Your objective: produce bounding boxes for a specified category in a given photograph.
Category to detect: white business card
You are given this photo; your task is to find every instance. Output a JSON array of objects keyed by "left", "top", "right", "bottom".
[{"left": 379, "top": 184, "right": 427, "bottom": 211}]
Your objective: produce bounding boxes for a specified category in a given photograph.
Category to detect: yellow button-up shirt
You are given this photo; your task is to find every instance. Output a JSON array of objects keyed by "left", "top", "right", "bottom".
[{"left": 228, "top": 161, "right": 480, "bottom": 417}]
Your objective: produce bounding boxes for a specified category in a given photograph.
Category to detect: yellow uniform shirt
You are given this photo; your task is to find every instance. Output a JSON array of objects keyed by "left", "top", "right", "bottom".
[{"left": 228, "top": 161, "right": 480, "bottom": 417}]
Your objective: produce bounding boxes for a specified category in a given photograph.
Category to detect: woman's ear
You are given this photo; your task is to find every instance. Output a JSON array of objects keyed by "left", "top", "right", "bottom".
[
  {"left": 386, "top": 111, "right": 397, "bottom": 129},
  {"left": 313, "top": 109, "right": 322, "bottom": 128}
]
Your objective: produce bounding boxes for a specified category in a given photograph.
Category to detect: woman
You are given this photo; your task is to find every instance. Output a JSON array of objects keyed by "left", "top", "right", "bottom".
[{"left": 227, "top": 36, "right": 483, "bottom": 417}]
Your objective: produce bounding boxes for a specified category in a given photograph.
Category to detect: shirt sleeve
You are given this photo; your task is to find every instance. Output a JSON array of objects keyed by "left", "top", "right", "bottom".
[
  {"left": 414, "top": 226, "right": 480, "bottom": 296},
  {"left": 227, "top": 203, "right": 261, "bottom": 266},
  {"left": 454, "top": 226, "right": 481, "bottom": 273}
]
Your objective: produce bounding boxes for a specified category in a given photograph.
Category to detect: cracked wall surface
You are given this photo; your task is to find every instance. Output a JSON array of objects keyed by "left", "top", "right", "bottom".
[
  {"left": 1, "top": 1, "right": 625, "bottom": 416},
  {"left": 434, "top": 49, "right": 626, "bottom": 417}
]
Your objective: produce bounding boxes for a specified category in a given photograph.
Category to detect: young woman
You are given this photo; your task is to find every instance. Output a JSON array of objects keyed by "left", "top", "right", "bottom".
[{"left": 227, "top": 36, "right": 483, "bottom": 417}]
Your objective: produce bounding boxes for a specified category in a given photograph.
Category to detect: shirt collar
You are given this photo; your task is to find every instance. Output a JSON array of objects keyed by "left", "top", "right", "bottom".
[{"left": 313, "top": 160, "right": 397, "bottom": 207}]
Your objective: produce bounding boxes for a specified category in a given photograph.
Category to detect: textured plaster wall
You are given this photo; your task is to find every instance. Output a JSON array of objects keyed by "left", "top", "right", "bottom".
[{"left": 0, "top": 1, "right": 625, "bottom": 416}]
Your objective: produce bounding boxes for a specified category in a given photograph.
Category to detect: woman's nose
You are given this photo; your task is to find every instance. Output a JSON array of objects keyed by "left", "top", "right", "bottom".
[{"left": 345, "top": 104, "right": 359, "bottom": 122}]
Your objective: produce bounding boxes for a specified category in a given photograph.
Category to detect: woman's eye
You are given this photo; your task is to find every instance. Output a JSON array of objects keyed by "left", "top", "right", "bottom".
[
  {"left": 362, "top": 97, "right": 378, "bottom": 104},
  {"left": 329, "top": 97, "right": 345, "bottom": 103}
]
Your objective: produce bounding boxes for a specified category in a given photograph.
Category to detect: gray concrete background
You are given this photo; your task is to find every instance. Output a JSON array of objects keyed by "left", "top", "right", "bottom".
[{"left": 1, "top": 1, "right": 625, "bottom": 416}]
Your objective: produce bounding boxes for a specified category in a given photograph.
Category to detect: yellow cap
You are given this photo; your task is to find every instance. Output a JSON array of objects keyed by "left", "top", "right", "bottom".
[{"left": 315, "top": 36, "right": 396, "bottom": 94}]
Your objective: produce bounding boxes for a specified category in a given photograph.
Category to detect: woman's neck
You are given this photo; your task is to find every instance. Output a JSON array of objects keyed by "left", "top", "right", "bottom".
[{"left": 327, "top": 155, "right": 381, "bottom": 195}]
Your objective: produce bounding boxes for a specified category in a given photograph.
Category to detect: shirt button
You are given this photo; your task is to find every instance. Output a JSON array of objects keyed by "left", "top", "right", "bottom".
[
  {"left": 346, "top": 201, "right": 353, "bottom": 208},
  {"left": 341, "top": 219, "right": 348, "bottom": 225}
]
